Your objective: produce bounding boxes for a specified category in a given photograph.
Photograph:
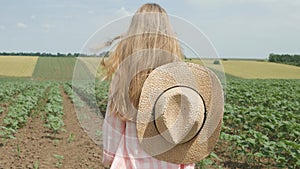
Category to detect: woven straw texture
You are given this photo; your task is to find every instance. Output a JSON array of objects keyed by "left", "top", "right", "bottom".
[{"left": 137, "top": 62, "right": 224, "bottom": 164}]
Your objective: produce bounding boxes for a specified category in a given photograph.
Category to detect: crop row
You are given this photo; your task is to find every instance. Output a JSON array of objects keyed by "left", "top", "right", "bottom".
[
  {"left": 69, "top": 79, "right": 300, "bottom": 168},
  {"left": 44, "top": 84, "right": 65, "bottom": 133},
  {"left": 0, "top": 79, "right": 298, "bottom": 168},
  {"left": 71, "top": 81, "right": 109, "bottom": 116},
  {"left": 0, "top": 83, "right": 48, "bottom": 139},
  {"left": 0, "top": 82, "right": 31, "bottom": 103},
  {"left": 220, "top": 79, "right": 300, "bottom": 168},
  {"left": 0, "top": 82, "right": 67, "bottom": 139},
  {"left": 63, "top": 83, "right": 84, "bottom": 108}
]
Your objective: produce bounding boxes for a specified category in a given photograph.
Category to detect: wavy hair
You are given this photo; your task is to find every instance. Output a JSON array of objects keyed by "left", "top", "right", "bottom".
[{"left": 101, "top": 3, "right": 183, "bottom": 121}]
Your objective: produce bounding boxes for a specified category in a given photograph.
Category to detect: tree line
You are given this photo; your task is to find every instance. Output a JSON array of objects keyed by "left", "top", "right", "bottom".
[
  {"left": 269, "top": 53, "right": 300, "bottom": 67},
  {"left": 0, "top": 52, "right": 109, "bottom": 57}
]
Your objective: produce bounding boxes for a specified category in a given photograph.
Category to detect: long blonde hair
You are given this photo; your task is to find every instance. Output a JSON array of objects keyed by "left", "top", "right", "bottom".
[{"left": 101, "top": 3, "right": 183, "bottom": 121}]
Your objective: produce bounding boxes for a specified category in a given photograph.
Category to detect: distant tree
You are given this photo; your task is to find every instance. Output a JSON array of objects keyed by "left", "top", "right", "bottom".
[
  {"left": 268, "top": 53, "right": 300, "bottom": 67},
  {"left": 213, "top": 60, "right": 220, "bottom": 65}
]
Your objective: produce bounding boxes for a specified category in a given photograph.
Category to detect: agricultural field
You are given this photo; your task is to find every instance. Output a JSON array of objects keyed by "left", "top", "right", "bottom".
[
  {"left": 221, "top": 60, "right": 300, "bottom": 79},
  {"left": 189, "top": 59, "right": 300, "bottom": 79},
  {"left": 0, "top": 81, "right": 105, "bottom": 168},
  {"left": 0, "top": 56, "right": 38, "bottom": 77},
  {"left": 32, "top": 57, "right": 76, "bottom": 80},
  {"left": 1, "top": 56, "right": 300, "bottom": 80},
  {"left": 211, "top": 79, "right": 300, "bottom": 168},
  {"left": 0, "top": 56, "right": 299, "bottom": 168},
  {"left": 0, "top": 78, "right": 299, "bottom": 168}
]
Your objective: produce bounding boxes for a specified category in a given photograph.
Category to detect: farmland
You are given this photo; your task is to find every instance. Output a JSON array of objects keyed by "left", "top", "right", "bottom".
[
  {"left": 221, "top": 60, "right": 300, "bottom": 79},
  {"left": 1, "top": 56, "right": 300, "bottom": 80},
  {"left": 189, "top": 59, "right": 300, "bottom": 79},
  {"left": 0, "top": 56, "right": 299, "bottom": 168},
  {"left": 0, "top": 81, "right": 104, "bottom": 168},
  {"left": 215, "top": 79, "right": 300, "bottom": 168},
  {"left": 32, "top": 57, "right": 76, "bottom": 80},
  {"left": 0, "top": 56, "right": 38, "bottom": 77},
  {"left": 0, "top": 79, "right": 299, "bottom": 168}
]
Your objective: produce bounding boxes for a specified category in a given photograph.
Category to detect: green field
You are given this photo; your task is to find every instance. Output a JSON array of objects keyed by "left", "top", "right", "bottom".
[
  {"left": 0, "top": 79, "right": 299, "bottom": 168},
  {"left": 32, "top": 57, "right": 76, "bottom": 80},
  {"left": 217, "top": 79, "right": 300, "bottom": 168}
]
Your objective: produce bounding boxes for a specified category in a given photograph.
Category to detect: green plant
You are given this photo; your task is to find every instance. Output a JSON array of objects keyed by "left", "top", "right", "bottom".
[
  {"left": 196, "top": 158, "right": 213, "bottom": 169},
  {"left": 33, "top": 160, "right": 39, "bottom": 169},
  {"left": 0, "top": 83, "right": 47, "bottom": 139},
  {"left": 44, "top": 114, "right": 65, "bottom": 133},
  {"left": 53, "top": 139, "right": 60, "bottom": 146},
  {"left": 44, "top": 84, "right": 65, "bottom": 134},
  {"left": 220, "top": 79, "right": 300, "bottom": 168},
  {"left": 195, "top": 152, "right": 222, "bottom": 169},
  {"left": 53, "top": 154, "right": 64, "bottom": 168},
  {"left": 0, "top": 107, "right": 4, "bottom": 114},
  {"left": 0, "top": 126, "right": 16, "bottom": 140},
  {"left": 63, "top": 83, "right": 84, "bottom": 108},
  {"left": 16, "top": 142, "right": 21, "bottom": 157},
  {"left": 95, "top": 130, "right": 102, "bottom": 137},
  {"left": 67, "top": 132, "right": 74, "bottom": 143}
]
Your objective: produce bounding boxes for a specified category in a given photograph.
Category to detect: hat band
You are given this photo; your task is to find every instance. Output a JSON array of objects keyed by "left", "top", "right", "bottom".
[{"left": 152, "top": 85, "right": 207, "bottom": 145}]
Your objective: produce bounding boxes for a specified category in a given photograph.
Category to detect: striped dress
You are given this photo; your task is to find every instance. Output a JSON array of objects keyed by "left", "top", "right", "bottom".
[{"left": 102, "top": 112, "right": 195, "bottom": 169}]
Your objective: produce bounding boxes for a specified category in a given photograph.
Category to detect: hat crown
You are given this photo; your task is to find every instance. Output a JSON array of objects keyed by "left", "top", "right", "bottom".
[
  {"left": 137, "top": 62, "right": 224, "bottom": 164},
  {"left": 154, "top": 86, "right": 206, "bottom": 144}
]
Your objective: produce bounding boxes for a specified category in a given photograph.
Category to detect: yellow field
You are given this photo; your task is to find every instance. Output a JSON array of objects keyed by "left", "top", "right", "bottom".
[
  {"left": 221, "top": 60, "right": 300, "bottom": 79},
  {"left": 0, "top": 56, "right": 38, "bottom": 77},
  {"left": 188, "top": 59, "right": 300, "bottom": 79}
]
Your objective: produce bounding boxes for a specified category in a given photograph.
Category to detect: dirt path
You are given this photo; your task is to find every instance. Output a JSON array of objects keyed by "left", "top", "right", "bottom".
[{"left": 0, "top": 87, "right": 104, "bottom": 169}]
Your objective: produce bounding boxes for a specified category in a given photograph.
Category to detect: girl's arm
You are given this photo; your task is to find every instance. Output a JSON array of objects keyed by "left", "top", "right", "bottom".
[{"left": 102, "top": 110, "right": 126, "bottom": 167}]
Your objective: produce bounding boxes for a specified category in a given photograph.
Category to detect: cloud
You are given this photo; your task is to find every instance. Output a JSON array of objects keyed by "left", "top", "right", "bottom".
[
  {"left": 31, "top": 15, "right": 36, "bottom": 20},
  {"left": 16, "top": 22, "right": 28, "bottom": 29},
  {"left": 42, "top": 24, "right": 56, "bottom": 32},
  {"left": 0, "top": 25, "right": 5, "bottom": 30},
  {"left": 115, "top": 7, "right": 132, "bottom": 17}
]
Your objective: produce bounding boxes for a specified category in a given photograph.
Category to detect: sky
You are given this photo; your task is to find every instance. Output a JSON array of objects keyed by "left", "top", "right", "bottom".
[{"left": 0, "top": 0, "right": 299, "bottom": 58}]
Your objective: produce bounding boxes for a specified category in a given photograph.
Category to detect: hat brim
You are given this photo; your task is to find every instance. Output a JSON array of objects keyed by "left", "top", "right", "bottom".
[{"left": 136, "top": 62, "right": 224, "bottom": 164}]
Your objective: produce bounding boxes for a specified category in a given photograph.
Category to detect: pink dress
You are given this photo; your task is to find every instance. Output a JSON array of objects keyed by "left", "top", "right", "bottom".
[{"left": 102, "top": 112, "right": 195, "bottom": 169}]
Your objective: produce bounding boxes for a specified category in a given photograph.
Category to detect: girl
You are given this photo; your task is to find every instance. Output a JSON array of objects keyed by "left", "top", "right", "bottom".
[{"left": 101, "top": 3, "right": 195, "bottom": 169}]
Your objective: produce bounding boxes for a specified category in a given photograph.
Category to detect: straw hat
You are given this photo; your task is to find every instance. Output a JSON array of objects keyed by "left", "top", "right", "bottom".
[{"left": 136, "top": 62, "right": 224, "bottom": 164}]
